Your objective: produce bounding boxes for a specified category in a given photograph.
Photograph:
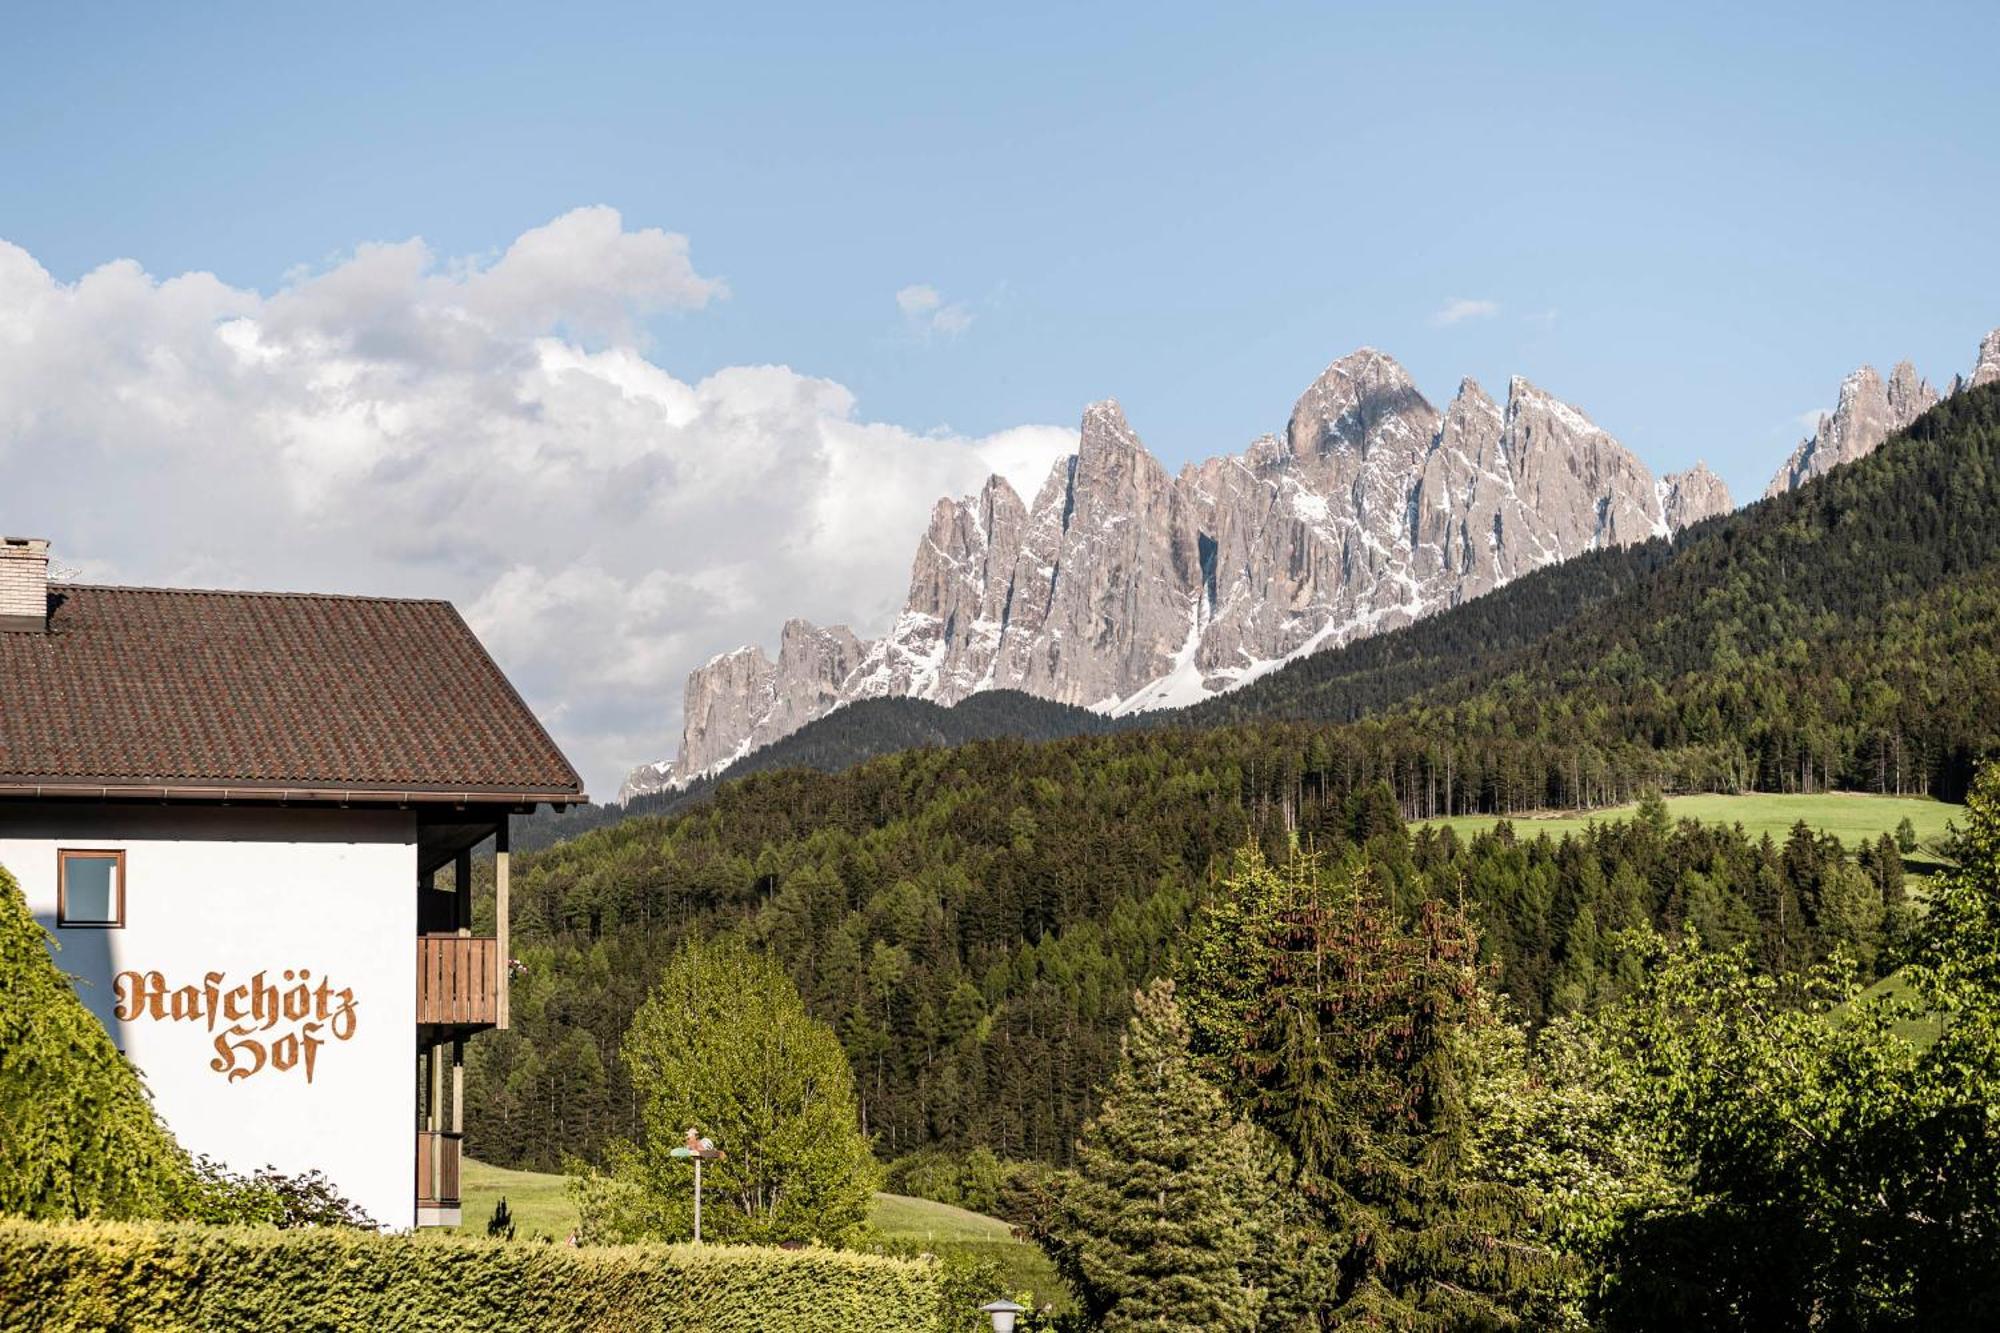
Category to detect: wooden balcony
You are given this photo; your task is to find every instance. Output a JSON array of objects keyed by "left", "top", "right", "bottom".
[
  {"left": 416, "top": 1130, "right": 462, "bottom": 1211},
  {"left": 418, "top": 934, "right": 500, "bottom": 1028}
]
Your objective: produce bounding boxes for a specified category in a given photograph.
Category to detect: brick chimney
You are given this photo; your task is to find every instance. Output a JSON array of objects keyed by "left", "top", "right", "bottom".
[{"left": 0, "top": 537, "right": 51, "bottom": 632}]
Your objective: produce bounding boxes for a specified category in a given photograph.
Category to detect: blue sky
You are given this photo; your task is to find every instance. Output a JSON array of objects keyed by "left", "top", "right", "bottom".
[
  {"left": 5, "top": 1, "right": 1997, "bottom": 499},
  {"left": 3, "top": 3, "right": 1997, "bottom": 793}
]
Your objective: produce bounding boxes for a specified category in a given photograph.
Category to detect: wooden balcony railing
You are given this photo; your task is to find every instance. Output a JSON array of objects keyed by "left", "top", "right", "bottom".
[
  {"left": 416, "top": 1130, "right": 462, "bottom": 1207},
  {"left": 417, "top": 934, "right": 500, "bottom": 1027}
]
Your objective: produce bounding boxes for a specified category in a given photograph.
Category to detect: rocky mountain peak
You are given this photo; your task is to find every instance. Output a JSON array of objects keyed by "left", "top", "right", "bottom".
[
  {"left": 1438, "top": 377, "right": 1504, "bottom": 452},
  {"left": 1503, "top": 374, "right": 1578, "bottom": 415},
  {"left": 978, "top": 471, "right": 1025, "bottom": 510},
  {"left": 1658, "top": 462, "right": 1732, "bottom": 533},
  {"left": 1078, "top": 399, "right": 1144, "bottom": 459},
  {"left": 1453, "top": 376, "right": 1498, "bottom": 407},
  {"left": 1837, "top": 362, "right": 1882, "bottom": 404},
  {"left": 1886, "top": 360, "right": 1931, "bottom": 412},
  {"left": 1500, "top": 374, "right": 1666, "bottom": 550},
  {"left": 625, "top": 345, "right": 1724, "bottom": 802},
  {"left": 1285, "top": 347, "right": 1436, "bottom": 463},
  {"left": 1973, "top": 328, "right": 2000, "bottom": 389},
  {"left": 1758, "top": 333, "right": 2000, "bottom": 497}
]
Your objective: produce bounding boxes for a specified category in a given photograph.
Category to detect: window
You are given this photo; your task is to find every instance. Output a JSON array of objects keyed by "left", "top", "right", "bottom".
[{"left": 58, "top": 850, "right": 125, "bottom": 927}]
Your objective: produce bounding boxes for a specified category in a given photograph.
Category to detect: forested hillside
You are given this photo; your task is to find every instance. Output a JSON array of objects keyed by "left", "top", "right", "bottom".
[
  {"left": 1181, "top": 381, "right": 2000, "bottom": 742},
  {"left": 470, "top": 384, "right": 2000, "bottom": 1182},
  {"left": 516, "top": 692, "right": 1112, "bottom": 851},
  {"left": 1195, "top": 380, "right": 2000, "bottom": 806},
  {"left": 468, "top": 740, "right": 1917, "bottom": 1173},
  {"left": 1134, "top": 382, "right": 1995, "bottom": 807}
]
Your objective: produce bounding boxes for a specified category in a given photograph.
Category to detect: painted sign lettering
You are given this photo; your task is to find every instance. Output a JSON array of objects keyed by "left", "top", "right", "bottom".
[{"left": 113, "top": 969, "right": 358, "bottom": 1084}]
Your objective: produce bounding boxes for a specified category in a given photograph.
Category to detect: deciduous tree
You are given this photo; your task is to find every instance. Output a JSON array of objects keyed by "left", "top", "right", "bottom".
[{"left": 580, "top": 936, "right": 877, "bottom": 1246}]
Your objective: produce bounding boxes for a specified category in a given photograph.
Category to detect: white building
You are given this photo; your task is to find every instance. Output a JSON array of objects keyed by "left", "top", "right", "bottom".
[{"left": 0, "top": 537, "right": 586, "bottom": 1229}]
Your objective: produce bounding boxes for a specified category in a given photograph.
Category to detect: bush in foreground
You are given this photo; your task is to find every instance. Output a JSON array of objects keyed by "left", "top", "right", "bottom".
[
  {"left": 0, "top": 864, "right": 194, "bottom": 1221},
  {"left": 0, "top": 1219, "right": 943, "bottom": 1333}
]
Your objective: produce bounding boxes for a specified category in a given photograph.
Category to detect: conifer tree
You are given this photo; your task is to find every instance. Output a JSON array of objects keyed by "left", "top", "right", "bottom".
[
  {"left": 1550, "top": 904, "right": 1602, "bottom": 1013},
  {"left": 1189, "top": 847, "right": 1567, "bottom": 1329},
  {"left": 1041, "top": 979, "right": 1263, "bottom": 1333}
]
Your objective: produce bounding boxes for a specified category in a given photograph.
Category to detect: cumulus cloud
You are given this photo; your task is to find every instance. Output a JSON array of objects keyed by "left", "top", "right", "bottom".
[
  {"left": 1430, "top": 297, "right": 1500, "bottom": 327},
  {"left": 0, "top": 210, "right": 1073, "bottom": 795},
  {"left": 896, "top": 282, "right": 973, "bottom": 338}
]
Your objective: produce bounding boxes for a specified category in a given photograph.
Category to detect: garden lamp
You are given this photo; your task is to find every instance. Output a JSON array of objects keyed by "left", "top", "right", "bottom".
[{"left": 980, "top": 1298, "right": 1027, "bottom": 1332}]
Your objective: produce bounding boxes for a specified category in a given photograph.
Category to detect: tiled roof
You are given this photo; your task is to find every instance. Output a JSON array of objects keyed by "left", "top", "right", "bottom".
[{"left": 0, "top": 585, "right": 585, "bottom": 802}]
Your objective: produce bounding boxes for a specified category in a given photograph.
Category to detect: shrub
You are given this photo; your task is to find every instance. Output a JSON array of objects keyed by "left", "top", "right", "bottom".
[
  {"left": 883, "top": 1148, "right": 965, "bottom": 1207},
  {"left": 0, "top": 1218, "right": 945, "bottom": 1333},
  {"left": 0, "top": 865, "right": 194, "bottom": 1220},
  {"left": 179, "top": 1155, "right": 376, "bottom": 1229},
  {"left": 1896, "top": 815, "right": 1920, "bottom": 853},
  {"left": 881, "top": 1147, "right": 1042, "bottom": 1225}
]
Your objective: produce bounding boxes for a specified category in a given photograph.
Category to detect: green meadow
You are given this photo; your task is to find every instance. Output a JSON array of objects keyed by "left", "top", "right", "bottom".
[
  {"left": 458, "top": 1157, "right": 579, "bottom": 1240},
  {"left": 458, "top": 1159, "right": 1067, "bottom": 1310},
  {"left": 1419, "top": 791, "right": 1960, "bottom": 851}
]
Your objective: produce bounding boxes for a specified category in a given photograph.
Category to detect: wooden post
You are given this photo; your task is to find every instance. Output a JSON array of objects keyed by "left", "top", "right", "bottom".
[
  {"left": 451, "top": 1039, "right": 464, "bottom": 1135},
  {"left": 454, "top": 849, "right": 473, "bottom": 936},
  {"left": 495, "top": 819, "right": 510, "bottom": 1030},
  {"left": 427, "top": 1042, "right": 445, "bottom": 1203}
]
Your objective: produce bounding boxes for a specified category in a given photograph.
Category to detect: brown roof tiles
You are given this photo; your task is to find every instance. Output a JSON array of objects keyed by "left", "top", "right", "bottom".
[{"left": 0, "top": 585, "right": 585, "bottom": 803}]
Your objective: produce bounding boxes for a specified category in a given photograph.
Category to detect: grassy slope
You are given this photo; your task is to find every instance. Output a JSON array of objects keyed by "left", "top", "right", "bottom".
[
  {"left": 869, "top": 1191, "right": 1017, "bottom": 1243},
  {"left": 458, "top": 1157, "right": 578, "bottom": 1239},
  {"left": 1419, "top": 791, "right": 1960, "bottom": 850},
  {"left": 457, "top": 1159, "right": 1069, "bottom": 1309},
  {"left": 1843, "top": 969, "right": 1954, "bottom": 1049}
]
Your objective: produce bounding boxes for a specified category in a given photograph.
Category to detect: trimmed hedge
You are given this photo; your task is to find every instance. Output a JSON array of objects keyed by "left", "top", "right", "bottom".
[{"left": 0, "top": 1220, "right": 945, "bottom": 1332}]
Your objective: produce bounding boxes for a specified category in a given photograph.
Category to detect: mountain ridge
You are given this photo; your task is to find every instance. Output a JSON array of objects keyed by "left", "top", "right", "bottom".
[
  {"left": 625, "top": 326, "right": 2000, "bottom": 802},
  {"left": 622, "top": 345, "right": 1739, "bottom": 800}
]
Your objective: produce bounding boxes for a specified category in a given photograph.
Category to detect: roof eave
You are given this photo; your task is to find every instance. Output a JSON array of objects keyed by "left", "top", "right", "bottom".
[{"left": 0, "top": 779, "right": 589, "bottom": 809}]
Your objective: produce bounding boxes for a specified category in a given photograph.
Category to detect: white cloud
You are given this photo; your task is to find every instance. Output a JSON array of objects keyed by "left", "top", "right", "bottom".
[
  {"left": 1431, "top": 297, "right": 1500, "bottom": 327},
  {"left": 896, "top": 284, "right": 940, "bottom": 317},
  {"left": 0, "top": 210, "right": 1072, "bottom": 796},
  {"left": 930, "top": 304, "right": 974, "bottom": 337},
  {"left": 896, "top": 282, "right": 973, "bottom": 338}
]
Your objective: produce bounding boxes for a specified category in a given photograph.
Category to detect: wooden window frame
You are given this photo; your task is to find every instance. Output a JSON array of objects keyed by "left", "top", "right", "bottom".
[{"left": 57, "top": 849, "right": 126, "bottom": 928}]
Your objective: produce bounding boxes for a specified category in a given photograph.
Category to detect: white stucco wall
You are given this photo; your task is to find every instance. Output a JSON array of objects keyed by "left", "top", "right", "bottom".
[{"left": 0, "top": 802, "right": 418, "bottom": 1229}]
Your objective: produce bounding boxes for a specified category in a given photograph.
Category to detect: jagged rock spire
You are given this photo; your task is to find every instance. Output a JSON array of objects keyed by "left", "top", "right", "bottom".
[
  {"left": 1763, "top": 345, "right": 1965, "bottom": 497},
  {"left": 1973, "top": 328, "right": 2000, "bottom": 390}
]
